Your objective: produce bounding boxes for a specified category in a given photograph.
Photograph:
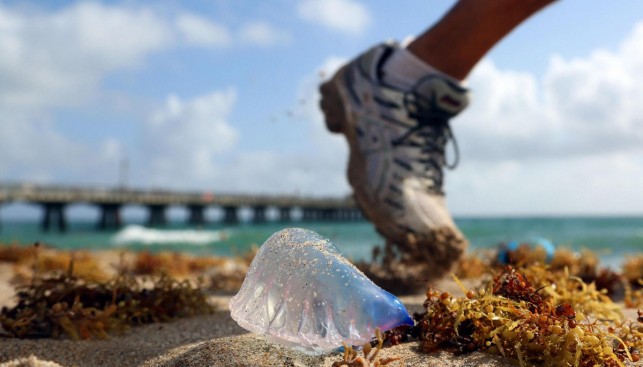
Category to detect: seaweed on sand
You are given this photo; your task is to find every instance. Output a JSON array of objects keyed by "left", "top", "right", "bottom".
[
  {"left": 0, "top": 243, "right": 38, "bottom": 263},
  {"left": 414, "top": 267, "right": 643, "bottom": 367},
  {"left": 623, "top": 256, "right": 643, "bottom": 285},
  {"left": 623, "top": 256, "right": 643, "bottom": 308},
  {"left": 0, "top": 260, "right": 213, "bottom": 340},
  {"left": 130, "top": 248, "right": 256, "bottom": 293},
  {"left": 625, "top": 280, "right": 643, "bottom": 309},
  {"left": 358, "top": 227, "right": 467, "bottom": 294},
  {"left": 132, "top": 250, "right": 226, "bottom": 277},
  {"left": 0, "top": 242, "right": 108, "bottom": 283},
  {"left": 332, "top": 328, "right": 403, "bottom": 367}
]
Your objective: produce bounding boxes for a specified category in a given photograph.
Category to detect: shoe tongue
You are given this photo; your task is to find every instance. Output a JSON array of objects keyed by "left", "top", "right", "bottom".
[{"left": 413, "top": 76, "right": 469, "bottom": 116}]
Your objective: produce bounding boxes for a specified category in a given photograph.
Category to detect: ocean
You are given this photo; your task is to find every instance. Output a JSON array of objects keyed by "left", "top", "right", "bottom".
[{"left": 0, "top": 217, "right": 641, "bottom": 269}]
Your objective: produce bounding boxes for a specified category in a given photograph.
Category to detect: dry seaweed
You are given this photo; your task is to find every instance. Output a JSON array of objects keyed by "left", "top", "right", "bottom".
[
  {"left": 0, "top": 243, "right": 38, "bottom": 263},
  {"left": 495, "top": 242, "right": 551, "bottom": 268},
  {"left": 332, "top": 328, "right": 402, "bottom": 367},
  {"left": 623, "top": 256, "right": 643, "bottom": 285},
  {"left": 623, "top": 255, "right": 643, "bottom": 309},
  {"left": 454, "top": 251, "right": 491, "bottom": 279},
  {"left": 131, "top": 249, "right": 255, "bottom": 293},
  {"left": 456, "top": 244, "right": 631, "bottom": 302},
  {"left": 0, "top": 243, "right": 108, "bottom": 283},
  {"left": 415, "top": 267, "right": 643, "bottom": 367},
  {"left": 2, "top": 241, "right": 254, "bottom": 306},
  {"left": 551, "top": 248, "right": 600, "bottom": 280},
  {"left": 0, "top": 261, "right": 213, "bottom": 340},
  {"left": 358, "top": 227, "right": 468, "bottom": 294},
  {"left": 625, "top": 280, "right": 643, "bottom": 309},
  {"left": 131, "top": 250, "right": 225, "bottom": 277}
]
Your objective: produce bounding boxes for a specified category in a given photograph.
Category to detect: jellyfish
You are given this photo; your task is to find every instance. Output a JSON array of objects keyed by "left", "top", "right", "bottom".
[{"left": 229, "top": 228, "right": 413, "bottom": 355}]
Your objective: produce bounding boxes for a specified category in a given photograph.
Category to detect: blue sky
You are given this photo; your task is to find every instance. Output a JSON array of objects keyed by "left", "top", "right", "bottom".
[{"left": 2, "top": 0, "right": 643, "bottom": 218}]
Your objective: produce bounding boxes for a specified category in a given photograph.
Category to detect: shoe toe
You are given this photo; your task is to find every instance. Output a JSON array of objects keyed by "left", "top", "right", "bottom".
[{"left": 400, "top": 178, "right": 456, "bottom": 233}]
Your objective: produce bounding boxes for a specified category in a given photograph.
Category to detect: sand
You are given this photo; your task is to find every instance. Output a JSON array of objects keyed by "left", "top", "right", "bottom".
[
  {"left": 0, "top": 263, "right": 510, "bottom": 367},
  {"left": 1, "top": 262, "right": 641, "bottom": 367}
]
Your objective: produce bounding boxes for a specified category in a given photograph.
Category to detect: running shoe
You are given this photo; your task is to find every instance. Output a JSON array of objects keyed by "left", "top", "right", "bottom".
[{"left": 320, "top": 41, "right": 470, "bottom": 275}]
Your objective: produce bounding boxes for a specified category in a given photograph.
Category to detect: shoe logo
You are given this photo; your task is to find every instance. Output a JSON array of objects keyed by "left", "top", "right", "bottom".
[{"left": 439, "top": 95, "right": 461, "bottom": 109}]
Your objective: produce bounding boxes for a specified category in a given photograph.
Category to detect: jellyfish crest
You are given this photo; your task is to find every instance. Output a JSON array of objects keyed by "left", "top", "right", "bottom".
[
  {"left": 364, "top": 289, "right": 414, "bottom": 331},
  {"left": 229, "top": 228, "right": 413, "bottom": 355}
]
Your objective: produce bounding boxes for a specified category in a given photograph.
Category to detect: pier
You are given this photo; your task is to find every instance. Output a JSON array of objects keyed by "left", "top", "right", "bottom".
[{"left": 0, "top": 183, "right": 364, "bottom": 232}]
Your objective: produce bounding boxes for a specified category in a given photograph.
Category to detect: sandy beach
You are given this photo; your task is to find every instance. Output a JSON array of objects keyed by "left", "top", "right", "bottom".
[
  {"left": 0, "top": 265, "right": 509, "bottom": 367},
  {"left": 1, "top": 251, "right": 642, "bottom": 367}
]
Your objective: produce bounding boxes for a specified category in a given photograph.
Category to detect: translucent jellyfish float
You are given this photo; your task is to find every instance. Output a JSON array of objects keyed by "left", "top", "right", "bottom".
[{"left": 229, "top": 228, "right": 413, "bottom": 355}]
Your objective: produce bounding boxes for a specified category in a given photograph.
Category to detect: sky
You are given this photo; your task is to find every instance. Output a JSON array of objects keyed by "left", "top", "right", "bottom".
[{"left": 1, "top": 0, "right": 643, "bottom": 219}]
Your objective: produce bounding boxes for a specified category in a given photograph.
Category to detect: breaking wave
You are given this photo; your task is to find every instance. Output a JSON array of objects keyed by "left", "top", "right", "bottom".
[{"left": 111, "top": 225, "right": 226, "bottom": 246}]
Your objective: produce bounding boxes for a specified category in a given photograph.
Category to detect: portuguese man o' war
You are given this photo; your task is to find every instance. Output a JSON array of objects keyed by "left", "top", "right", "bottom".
[{"left": 229, "top": 227, "right": 413, "bottom": 355}]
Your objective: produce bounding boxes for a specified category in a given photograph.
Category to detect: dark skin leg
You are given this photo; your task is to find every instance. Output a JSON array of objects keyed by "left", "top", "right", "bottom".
[{"left": 407, "top": 0, "right": 557, "bottom": 81}]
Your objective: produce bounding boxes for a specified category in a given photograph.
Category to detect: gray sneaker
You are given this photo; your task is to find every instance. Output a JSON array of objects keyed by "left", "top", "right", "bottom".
[{"left": 320, "top": 42, "right": 469, "bottom": 276}]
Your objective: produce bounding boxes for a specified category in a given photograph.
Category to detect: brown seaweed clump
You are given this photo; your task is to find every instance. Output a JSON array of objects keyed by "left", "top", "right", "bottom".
[
  {"left": 0, "top": 243, "right": 39, "bottom": 263},
  {"left": 623, "top": 256, "right": 643, "bottom": 285},
  {"left": 359, "top": 227, "right": 468, "bottom": 294},
  {"left": 623, "top": 255, "right": 643, "bottom": 309},
  {"left": 132, "top": 250, "right": 226, "bottom": 277},
  {"left": 626, "top": 281, "right": 643, "bottom": 309},
  {"left": 0, "top": 243, "right": 108, "bottom": 283},
  {"left": 0, "top": 263, "right": 213, "bottom": 340},
  {"left": 415, "top": 267, "right": 643, "bottom": 367},
  {"left": 453, "top": 251, "right": 491, "bottom": 280},
  {"left": 463, "top": 244, "right": 631, "bottom": 301},
  {"left": 130, "top": 248, "right": 256, "bottom": 293}
]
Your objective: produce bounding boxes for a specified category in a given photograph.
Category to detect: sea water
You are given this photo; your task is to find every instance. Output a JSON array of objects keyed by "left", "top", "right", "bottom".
[{"left": 0, "top": 217, "right": 641, "bottom": 269}]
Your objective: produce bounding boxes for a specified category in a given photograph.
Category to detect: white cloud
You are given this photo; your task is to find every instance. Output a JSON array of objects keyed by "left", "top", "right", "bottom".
[
  {"left": 457, "top": 19, "right": 643, "bottom": 162},
  {"left": 155, "top": 57, "right": 350, "bottom": 196},
  {"left": 140, "top": 90, "right": 238, "bottom": 188},
  {"left": 298, "top": 0, "right": 370, "bottom": 35},
  {"left": 0, "top": 3, "right": 287, "bottom": 114},
  {"left": 0, "top": 2, "right": 173, "bottom": 110},
  {"left": 175, "top": 14, "right": 291, "bottom": 48},
  {"left": 257, "top": 56, "right": 349, "bottom": 195},
  {"left": 445, "top": 20, "right": 643, "bottom": 214},
  {"left": 207, "top": 151, "right": 349, "bottom": 196},
  {"left": 176, "top": 13, "right": 231, "bottom": 46},
  {"left": 448, "top": 153, "right": 643, "bottom": 215},
  {"left": 0, "top": 114, "right": 125, "bottom": 185},
  {"left": 0, "top": 2, "right": 172, "bottom": 185},
  {"left": 0, "top": 2, "right": 288, "bottom": 189},
  {"left": 239, "top": 21, "right": 291, "bottom": 46}
]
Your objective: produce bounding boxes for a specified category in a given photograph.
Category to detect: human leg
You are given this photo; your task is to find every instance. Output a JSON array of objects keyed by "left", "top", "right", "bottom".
[
  {"left": 320, "top": 0, "right": 557, "bottom": 283},
  {"left": 408, "top": 0, "right": 558, "bottom": 80}
]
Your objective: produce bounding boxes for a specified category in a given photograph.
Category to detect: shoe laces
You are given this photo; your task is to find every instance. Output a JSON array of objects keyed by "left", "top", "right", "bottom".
[{"left": 391, "top": 90, "right": 460, "bottom": 194}]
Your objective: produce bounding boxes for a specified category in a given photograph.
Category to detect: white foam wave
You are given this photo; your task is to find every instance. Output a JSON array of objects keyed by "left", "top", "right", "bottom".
[{"left": 112, "top": 225, "right": 226, "bottom": 246}]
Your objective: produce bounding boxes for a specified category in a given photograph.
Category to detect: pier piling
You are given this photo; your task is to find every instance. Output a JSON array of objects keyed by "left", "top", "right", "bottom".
[
  {"left": 188, "top": 205, "right": 206, "bottom": 226},
  {"left": 146, "top": 204, "right": 167, "bottom": 227},
  {"left": 97, "top": 203, "right": 122, "bottom": 230},
  {"left": 41, "top": 202, "right": 67, "bottom": 232}
]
